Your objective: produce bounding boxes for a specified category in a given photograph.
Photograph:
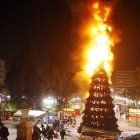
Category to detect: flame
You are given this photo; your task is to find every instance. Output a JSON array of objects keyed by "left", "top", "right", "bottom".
[{"left": 81, "top": 1, "right": 115, "bottom": 83}]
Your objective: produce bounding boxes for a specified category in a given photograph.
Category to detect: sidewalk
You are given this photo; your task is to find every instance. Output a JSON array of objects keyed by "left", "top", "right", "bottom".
[{"left": 118, "top": 118, "right": 140, "bottom": 139}]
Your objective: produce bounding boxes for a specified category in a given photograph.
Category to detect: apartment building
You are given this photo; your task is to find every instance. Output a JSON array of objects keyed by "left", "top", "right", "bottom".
[{"left": 113, "top": 70, "right": 134, "bottom": 96}]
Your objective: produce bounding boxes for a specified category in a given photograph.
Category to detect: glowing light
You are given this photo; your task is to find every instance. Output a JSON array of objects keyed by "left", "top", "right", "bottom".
[
  {"left": 80, "top": 1, "right": 116, "bottom": 82},
  {"left": 84, "top": 91, "right": 89, "bottom": 98},
  {"left": 43, "top": 97, "right": 56, "bottom": 106},
  {"left": 114, "top": 95, "right": 134, "bottom": 104}
]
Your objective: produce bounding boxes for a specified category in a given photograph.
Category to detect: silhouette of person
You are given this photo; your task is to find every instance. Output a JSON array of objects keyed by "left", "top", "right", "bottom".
[
  {"left": 0, "top": 122, "right": 9, "bottom": 140},
  {"left": 60, "top": 129, "right": 66, "bottom": 140}
]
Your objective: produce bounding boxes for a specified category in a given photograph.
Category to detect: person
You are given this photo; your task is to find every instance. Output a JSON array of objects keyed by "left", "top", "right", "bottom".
[
  {"left": 41, "top": 123, "right": 45, "bottom": 130},
  {"left": 72, "top": 119, "right": 76, "bottom": 127},
  {"left": 46, "top": 128, "right": 54, "bottom": 140},
  {"left": 0, "top": 122, "right": 9, "bottom": 140},
  {"left": 41, "top": 123, "right": 50, "bottom": 137},
  {"left": 32, "top": 124, "right": 41, "bottom": 140},
  {"left": 125, "top": 111, "right": 130, "bottom": 120},
  {"left": 60, "top": 129, "right": 66, "bottom": 140}
]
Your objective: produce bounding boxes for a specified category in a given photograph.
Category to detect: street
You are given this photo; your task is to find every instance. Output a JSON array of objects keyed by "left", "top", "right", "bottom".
[{"left": 3, "top": 115, "right": 140, "bottom": 140}]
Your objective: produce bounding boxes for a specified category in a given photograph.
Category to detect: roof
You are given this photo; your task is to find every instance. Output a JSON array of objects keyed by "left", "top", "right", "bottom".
[{"left": 14, "top": 110, "right": 46, "bottom": 118}]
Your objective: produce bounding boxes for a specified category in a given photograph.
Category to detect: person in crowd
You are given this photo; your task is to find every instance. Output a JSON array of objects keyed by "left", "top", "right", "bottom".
[
  {"left": 32, "top": 124, "right": 42, "bottom": 140},
  {"left": 60, "top": 129, "right": 66, "bottom": 140},
  {"left": 53, "top": 119, "right": 60, "bottom": 131},
  {"left": 41, "top": 123, "right": 46, "bottom": 136},
  {"left": 125, "top": 111, "right": 130, "bottom": 120},
  {"left": 46, "top": 128, "right": 54, "bottom": 140},
  {"left": 72, "top": 119, "right": 76, "bottom": 127},
  {"left": 41, "top": 123, "right": 45, "bottom": 129},
  {"left": 0, "top": 122, "right": 9, "bottom": 140}
]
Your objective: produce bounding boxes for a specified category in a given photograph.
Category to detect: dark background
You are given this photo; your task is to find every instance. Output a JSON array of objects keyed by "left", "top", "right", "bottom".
[{"left": 0, "top": 0, "right": 140, "bottom": 71}]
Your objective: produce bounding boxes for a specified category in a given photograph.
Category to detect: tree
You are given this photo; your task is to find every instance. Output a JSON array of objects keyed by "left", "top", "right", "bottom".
[
  {"left": 7, "top": 42, "right": 37, "bottom": 96},
  {"left": 79, "top": 68, "right": 120, "bottom": 133},
  {"left": 6, "top": 101, "right": 18, "bottom": 112},
  {"left": 7, "top": 41, "right": 78, "bottom": 99}
]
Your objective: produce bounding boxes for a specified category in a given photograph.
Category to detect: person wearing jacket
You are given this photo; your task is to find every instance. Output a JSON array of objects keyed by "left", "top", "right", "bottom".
[
  {"left": 0, "top": 122, "right": 9, "bottom": 140},
  {"left": 60, "top": 129, "right": 66, "bottom": 140}
]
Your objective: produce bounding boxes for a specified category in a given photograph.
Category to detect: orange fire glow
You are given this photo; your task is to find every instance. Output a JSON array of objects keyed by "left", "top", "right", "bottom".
[{"left": 81, "top": 1, "right": 115, "bottom": 83}]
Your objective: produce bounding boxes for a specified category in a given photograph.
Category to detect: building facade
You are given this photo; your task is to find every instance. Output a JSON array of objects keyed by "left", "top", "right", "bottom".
[{"left": 113, "top": 70, "right": 134, "bottom": 96}]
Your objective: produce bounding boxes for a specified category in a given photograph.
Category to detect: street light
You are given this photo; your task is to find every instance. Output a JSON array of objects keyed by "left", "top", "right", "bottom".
[
  {"left": 43, "top": 96, "right": 56, "bottom": 108},
  {"left": 42, "top": 96, "right": 57, "bottom": 118}
]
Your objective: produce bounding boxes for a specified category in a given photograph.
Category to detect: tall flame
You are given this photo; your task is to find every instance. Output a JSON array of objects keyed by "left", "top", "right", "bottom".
[{"left": 81, "top": 1, "right": 115, "bottom": 83}]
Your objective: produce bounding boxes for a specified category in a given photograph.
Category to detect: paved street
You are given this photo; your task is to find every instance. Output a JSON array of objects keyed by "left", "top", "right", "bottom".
[
  {"left": 119, "top": 118, "right": 140, "bottom": 138},
  {"left": 3, "top": 116, "right": 140, "bottom": 140}
]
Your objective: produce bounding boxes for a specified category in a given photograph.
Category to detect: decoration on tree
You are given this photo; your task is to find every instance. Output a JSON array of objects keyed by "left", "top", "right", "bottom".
[{"left": 78, "top": 68, "right": 120, "bottom": 134}]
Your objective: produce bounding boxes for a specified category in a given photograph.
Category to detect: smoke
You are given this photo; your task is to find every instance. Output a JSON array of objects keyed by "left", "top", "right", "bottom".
[{"left": 67, "top": 0, "right": 121, "bottom": 97}]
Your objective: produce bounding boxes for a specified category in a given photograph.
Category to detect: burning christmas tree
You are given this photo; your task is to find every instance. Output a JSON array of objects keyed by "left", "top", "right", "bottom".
[{"left": 76, "top": 0, "right": 121, "bottom": 138}]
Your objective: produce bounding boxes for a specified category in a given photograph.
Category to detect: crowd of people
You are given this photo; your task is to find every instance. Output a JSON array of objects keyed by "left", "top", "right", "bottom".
[
  {"left": 32, "top": 116, "right": 76, "bottom": 140},
  {"left": 119, "top": 111, "right": 130, "bottom": 120},
  {"left": 32, "top": 122, "right": 66, "bottom": 140}
]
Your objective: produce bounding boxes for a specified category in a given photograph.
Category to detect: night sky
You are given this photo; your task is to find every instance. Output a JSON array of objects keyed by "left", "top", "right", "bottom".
[{"left": 1, "top": 0, "right": 140, "bottom": 71}]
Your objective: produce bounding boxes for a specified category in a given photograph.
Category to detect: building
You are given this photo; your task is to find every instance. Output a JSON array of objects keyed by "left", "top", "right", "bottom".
[
  {"left": 113, "top": 70, "right": 134, "bottom": 96},
  {"left": 112, "top": 70, "right": 135, "bottom": 112},
  {"left": 0, "top": 59, "right": 5, "bottom": 88}
]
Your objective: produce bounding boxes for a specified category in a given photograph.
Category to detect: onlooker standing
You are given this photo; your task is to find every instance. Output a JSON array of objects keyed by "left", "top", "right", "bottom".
[
  {"left": 60, "top": 129, "right": 66, "bottom": 140},
  {"left": 47, "top": 128, "right": 54, "bottom": 140},
  {"left": 0, "top": 122, "right": 9, "bottom": 140},
  {"left": 32, "top": 124, "right": 41, "bottom": 140}
]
